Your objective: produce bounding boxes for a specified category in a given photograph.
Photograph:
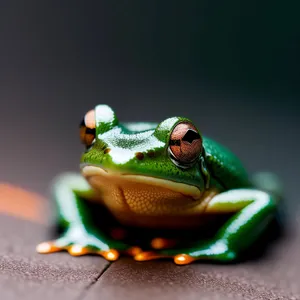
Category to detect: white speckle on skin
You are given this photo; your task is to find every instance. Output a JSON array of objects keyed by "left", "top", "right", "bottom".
[
  {"left": 109, "top": 147, "right": 135, "bottom": 164},
  {"left": 98, "top": 128, "right": 165, "bottom": 164},
  {"left": 124, "top": 122, "right": 157, "bottom": 131}
]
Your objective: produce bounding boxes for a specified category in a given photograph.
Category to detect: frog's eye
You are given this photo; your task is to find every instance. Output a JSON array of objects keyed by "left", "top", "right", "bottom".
[
  {"left": 80, "top": 109, "right": 96, "bottom": 148},
  {"left": 169, "top": 122, "right": 202, "bottom": 167}
]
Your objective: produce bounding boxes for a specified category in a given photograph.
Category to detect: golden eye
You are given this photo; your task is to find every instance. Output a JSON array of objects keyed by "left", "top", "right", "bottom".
[
  {"left": 80, "top": 109, "right": 96, "bottom": 147},
  {"left": 169, "top": 122, "right": 202, "bottom": 165}
]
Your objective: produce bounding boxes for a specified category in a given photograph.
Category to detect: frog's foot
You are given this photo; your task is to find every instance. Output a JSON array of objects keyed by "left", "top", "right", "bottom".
[
  {"left": 132, "top": 237, "right": 179, "bottom": 261},
  {"left": 36, "top": 240, "right": 120, "bottom": 261},
  {"left": 173, "top": 241, "right": 236, "bottom": 265},
  {"left": 36, "top": 227, "right": 131, "bottom": 261},
  {"left": 133, "top": 250, "right": 197, "bottom": 264},
  {"left": 134, "top": 251, "right": 171, "bottom": 262},
  {"left": 173, "top": 251, "right": 236, "bottom": 265},
  {"left": 134, "top": 241, "right": 236, "bottom": 265}
]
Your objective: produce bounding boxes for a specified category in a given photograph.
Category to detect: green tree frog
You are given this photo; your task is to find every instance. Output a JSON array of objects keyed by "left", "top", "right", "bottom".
[{"left": 37, "top": 105, "right": 281, "bottom": 265}]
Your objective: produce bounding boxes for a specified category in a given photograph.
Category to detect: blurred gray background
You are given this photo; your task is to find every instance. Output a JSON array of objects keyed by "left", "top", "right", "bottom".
[{"left": 0, "top": 1, "right": 299, "bottom": 213}]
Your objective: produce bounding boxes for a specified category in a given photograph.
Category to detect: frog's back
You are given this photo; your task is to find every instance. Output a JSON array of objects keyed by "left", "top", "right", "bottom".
[{"left": 203, "top": 136, "right": 252, "bottom": 190}]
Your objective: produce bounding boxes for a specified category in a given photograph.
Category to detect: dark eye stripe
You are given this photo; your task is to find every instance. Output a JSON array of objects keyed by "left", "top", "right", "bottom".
[
  {"left": 80, "top": 118, "right": 96, "bottom": 147},
  {"left": 85, "top": 128, "right": 96, "bottom": 135}
]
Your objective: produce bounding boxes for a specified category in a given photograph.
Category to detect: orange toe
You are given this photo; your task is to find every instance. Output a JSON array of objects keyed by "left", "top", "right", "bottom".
[
  {"left": 67, "top": 244, "right": 89, "bottom": 256},
  {"left": 134, "top": 251, "right": 169, "bottom": 262},
  {"left": 174, "top": 254, "right": 195, "bottom": 265},
  {"left": 98, "top": 249, "right": 120, "bottom": 261},
  {"left": 36, "top": 241, "right": 61, "bottom": 254}
]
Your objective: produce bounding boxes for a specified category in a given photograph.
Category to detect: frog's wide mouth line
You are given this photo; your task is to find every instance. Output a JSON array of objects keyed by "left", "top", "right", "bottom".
[{"left": 81, "top": 165, "right": 202, "bottom": 200}]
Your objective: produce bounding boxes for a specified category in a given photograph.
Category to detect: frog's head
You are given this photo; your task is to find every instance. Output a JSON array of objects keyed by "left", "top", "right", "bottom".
[{"left": 80, "top": 105, "right": 206, "bottom": 212}]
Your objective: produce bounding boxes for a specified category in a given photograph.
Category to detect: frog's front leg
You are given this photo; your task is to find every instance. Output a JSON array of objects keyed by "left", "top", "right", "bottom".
[
  {"left": 173, "top": 189, "right": 276, "bottom": 264},
  {"left": 134, "top": 189, "right": 276, "bottom": 265},
  {"left": 36, "top": 173, "right": 132, "bottom": 261}
]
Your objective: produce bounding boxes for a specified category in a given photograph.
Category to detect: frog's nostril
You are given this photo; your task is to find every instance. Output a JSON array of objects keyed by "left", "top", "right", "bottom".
[
  {"left": 135, "top": 152, "right": 144, "bottom": 160},
  {"left": 104, "top": 148, "right": 111, "bottom": 154}
]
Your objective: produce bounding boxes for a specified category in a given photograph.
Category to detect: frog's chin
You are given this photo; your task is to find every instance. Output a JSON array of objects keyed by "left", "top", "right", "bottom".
[{"left": 81, "top": 165, "right": 202, "bottom": 201}]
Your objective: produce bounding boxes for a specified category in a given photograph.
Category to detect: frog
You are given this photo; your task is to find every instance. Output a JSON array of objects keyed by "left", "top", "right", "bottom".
[{"left": 36, "top": 104, "right": 282, "bottom": 265}]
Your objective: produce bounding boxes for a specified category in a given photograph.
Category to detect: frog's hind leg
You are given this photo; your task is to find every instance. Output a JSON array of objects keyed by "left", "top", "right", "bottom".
[
  {"left": 36, "top": 173, "right": 131, "bottom": 261},
  {"left": 170, "top": 189, "right": 276, "bottom": 265}
]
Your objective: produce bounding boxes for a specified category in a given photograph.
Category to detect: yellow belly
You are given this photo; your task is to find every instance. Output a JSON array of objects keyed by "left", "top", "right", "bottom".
[{"left": 82, "top": 166, "right": 219, "bottom": 229}]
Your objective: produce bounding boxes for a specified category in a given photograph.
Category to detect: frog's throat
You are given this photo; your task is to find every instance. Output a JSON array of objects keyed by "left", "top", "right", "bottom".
[{"left": 81, "top": 165, "right": 202, "bottom": 201}]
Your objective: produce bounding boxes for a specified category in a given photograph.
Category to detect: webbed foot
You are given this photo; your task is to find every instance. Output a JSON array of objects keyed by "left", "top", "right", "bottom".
[
  {"left": 133, "top": 240, "right": 236, "bottom": 265},
  {"left": 37, "top": 241, "right": 120, "bottom": 260},
  {"left": 36, "top": 226, "right": 132, "bottom": 261},
  {"left": 133, "top": 250, "right": 196, "bottom": 264}
]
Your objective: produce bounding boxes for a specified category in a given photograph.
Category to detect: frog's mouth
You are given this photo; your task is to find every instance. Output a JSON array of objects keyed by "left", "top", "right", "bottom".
[
  {"left": 81, "top": 165, "right": 202, "bottom": 202},
  {"left": 81, "top": 165, "right": 210, "bottom": 228}
]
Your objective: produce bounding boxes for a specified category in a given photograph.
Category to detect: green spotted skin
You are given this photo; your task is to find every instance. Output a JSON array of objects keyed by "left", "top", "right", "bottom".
[{"left": 38, "top": 104, "right": 280, "bottom": 264}]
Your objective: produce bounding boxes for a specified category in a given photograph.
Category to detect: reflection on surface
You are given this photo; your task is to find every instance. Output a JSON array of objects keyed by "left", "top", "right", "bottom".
[{"left": 0, "top": 183, "right": 45, "bottom": 223}]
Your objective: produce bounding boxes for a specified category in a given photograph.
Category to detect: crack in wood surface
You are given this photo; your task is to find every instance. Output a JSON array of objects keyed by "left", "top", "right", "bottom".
[{"left": 78, "top": 262, "right": 112, "bottom": 300}]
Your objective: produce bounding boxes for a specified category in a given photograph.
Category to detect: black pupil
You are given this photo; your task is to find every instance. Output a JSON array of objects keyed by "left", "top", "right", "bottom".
[{"left": 182, "top": 129, "right": 200, "bottom": 144}]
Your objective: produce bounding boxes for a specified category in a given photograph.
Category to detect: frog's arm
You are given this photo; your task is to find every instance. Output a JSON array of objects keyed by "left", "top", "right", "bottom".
[
  {"left": 51, "top": 173, "right": 96, "bottom": 230},
  {"left": 170, "top": 189, "right": 276, "bottom": 264},
  {"left": 203, "top": 137, "right": 252, "bottom": 189},
  {"left": 36, "top": 173, "right": 129, "bottom": 259}
]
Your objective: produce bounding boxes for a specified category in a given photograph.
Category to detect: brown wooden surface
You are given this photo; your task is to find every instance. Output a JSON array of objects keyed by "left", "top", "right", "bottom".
[{"left": 0, "top": 185, "right": 299, "bottom": 300}]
